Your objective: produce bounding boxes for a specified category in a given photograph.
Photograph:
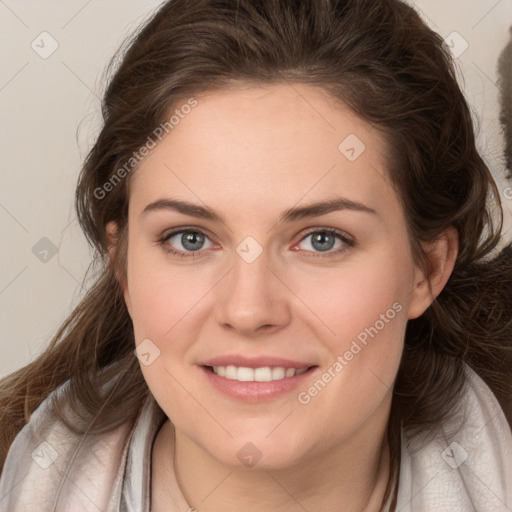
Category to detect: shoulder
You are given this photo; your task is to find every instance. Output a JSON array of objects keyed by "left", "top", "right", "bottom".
[
  {"left": 0, "top": 378, "right": 135, "bottom": 512},
  {"left": 396, "top": 363, "right": 512, "bottom": 512}
]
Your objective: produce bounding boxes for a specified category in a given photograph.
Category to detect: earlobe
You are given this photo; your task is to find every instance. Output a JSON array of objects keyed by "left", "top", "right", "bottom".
[{"left": 407, "top": 226, "right": 459, "bottom": 319}]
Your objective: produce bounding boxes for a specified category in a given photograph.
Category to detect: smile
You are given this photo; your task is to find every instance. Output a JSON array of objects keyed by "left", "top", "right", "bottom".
[{"left": 209, "top": 365, "right": 309, "bottom": 382}]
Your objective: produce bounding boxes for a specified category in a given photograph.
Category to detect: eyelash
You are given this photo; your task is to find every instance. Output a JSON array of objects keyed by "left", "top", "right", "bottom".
[{"left": 156, "top": 227, "right": 355, "bottom": 259}]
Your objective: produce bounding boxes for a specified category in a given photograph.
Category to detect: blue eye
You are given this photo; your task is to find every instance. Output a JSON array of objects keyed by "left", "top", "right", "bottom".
[
  {"left": 159, "top": 229, "right": 214, "bottom": 257},
  {"left": 157, "top": 227, "right": 354, "bottom": 258},
  {"left": 297, "top": 229, "right": 354, "bottom": 256}
]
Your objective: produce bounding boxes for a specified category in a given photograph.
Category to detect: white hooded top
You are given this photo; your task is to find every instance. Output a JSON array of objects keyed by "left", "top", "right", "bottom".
[{"left": 0, "top": 363, "right": 511, "bottom": 512}]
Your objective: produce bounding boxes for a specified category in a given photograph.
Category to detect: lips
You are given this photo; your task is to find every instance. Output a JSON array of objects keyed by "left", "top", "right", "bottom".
[
  {"left": 199, "top": 355, "right": 318, "bottom": 401},
  {"left": 201, "top": 355, "right": 313, "bottom": 370}
]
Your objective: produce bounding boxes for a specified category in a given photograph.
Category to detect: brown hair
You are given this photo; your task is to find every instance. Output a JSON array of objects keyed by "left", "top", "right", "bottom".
[
  {"left": 2, "top": 0, "right": 511, "bottom": 482},
  {"left": 498, "top": 26, "right": 512, "bottom": 177}
]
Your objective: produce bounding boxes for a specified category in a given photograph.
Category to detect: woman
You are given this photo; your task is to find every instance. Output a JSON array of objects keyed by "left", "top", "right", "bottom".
[{"left": 1, "top": 0, "right": 511, "bottom": 511}]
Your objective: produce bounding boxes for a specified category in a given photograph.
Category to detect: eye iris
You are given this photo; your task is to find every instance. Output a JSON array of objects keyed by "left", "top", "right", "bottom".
[
  {"left": 182, "top": 231, "right": 204, "bottom": 251},
  {"left": 311, "top": 232, "right": 335, "bottom": 252}
]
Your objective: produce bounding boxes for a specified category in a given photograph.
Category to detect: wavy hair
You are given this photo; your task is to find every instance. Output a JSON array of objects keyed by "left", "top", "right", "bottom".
[{"left": 2, "top": 0, "right": 512, "bottom": 482}]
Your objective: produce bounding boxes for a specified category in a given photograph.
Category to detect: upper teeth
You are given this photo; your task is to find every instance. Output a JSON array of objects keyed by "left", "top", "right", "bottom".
[{"left": 212, "top": 365, "right": 308, "bottom": 382}]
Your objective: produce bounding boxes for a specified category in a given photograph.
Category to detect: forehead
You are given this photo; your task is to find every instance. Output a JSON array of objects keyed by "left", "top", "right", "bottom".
[{"left": 128, "top": 83, "right": 399, "bottom": 224}]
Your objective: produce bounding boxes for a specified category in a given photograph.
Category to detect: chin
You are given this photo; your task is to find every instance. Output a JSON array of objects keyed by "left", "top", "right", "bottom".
[{"left": 203, "top": 433, "right": 312, "bottom": 471}]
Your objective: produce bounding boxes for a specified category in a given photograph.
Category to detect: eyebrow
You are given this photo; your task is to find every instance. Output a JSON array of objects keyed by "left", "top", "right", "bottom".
[{"left": 141, "top": 197, "right": 378, "bottom": 224}]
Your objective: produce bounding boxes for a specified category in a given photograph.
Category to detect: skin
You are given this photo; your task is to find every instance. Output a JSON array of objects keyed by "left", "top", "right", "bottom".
[{"left": 107, "top": 82, "right": 458, "bottom": 511}]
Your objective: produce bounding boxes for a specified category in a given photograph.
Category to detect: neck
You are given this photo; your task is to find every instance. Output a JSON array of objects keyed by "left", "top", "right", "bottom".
[{"left": 169, "top": 418, "right": 392, "bottom": 512}]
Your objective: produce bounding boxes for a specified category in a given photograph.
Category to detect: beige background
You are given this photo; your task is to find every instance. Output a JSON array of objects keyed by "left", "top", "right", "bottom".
[{"left": 1, "top": 0, "right": 511, "bottom": 377}]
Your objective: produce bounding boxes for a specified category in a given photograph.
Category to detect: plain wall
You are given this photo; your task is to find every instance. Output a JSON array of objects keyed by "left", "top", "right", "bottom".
[{"left": 1, "top": 0, "right": 511, "bottom": 377}]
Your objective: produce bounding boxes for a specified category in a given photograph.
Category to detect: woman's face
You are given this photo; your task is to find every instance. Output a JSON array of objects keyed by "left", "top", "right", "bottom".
[{"left": 117, "top": 83, "right": 430, "bottom": 469}]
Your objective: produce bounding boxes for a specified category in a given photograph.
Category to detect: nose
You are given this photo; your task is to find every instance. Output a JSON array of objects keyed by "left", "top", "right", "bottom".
[{"left": 214, "top": 248, "right": 292, "bottom": 337}]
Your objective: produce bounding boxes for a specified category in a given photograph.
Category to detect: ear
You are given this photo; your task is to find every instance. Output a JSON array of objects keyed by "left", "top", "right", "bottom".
[
  {"left": 407, "top": 226, "right": 459, "bottom": 319},
  {"left": 106, "top": 221, "right": 118, "bottom": 264},
  {"left": 106, "top": 220, "right": 132, "bottom": 315}
]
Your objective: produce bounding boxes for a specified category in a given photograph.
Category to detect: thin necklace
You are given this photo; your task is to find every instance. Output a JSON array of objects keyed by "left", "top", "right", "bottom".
[{"left": 171, "top": 426, "right": 396, "bottom": 512}]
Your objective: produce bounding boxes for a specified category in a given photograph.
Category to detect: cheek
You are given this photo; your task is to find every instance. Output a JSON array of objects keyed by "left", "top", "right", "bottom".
[
  {"left": 291, "top": 245, "right": 413, "bottom": 411},
  {"left": 298, "top": 247, "right": 414, "bottom": 343},
  {"left": 125, "top": 249, "right": 213, "bottom": 416},
  {"left": 125, "top": 247, "right": 213, "bottom": 342}
]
